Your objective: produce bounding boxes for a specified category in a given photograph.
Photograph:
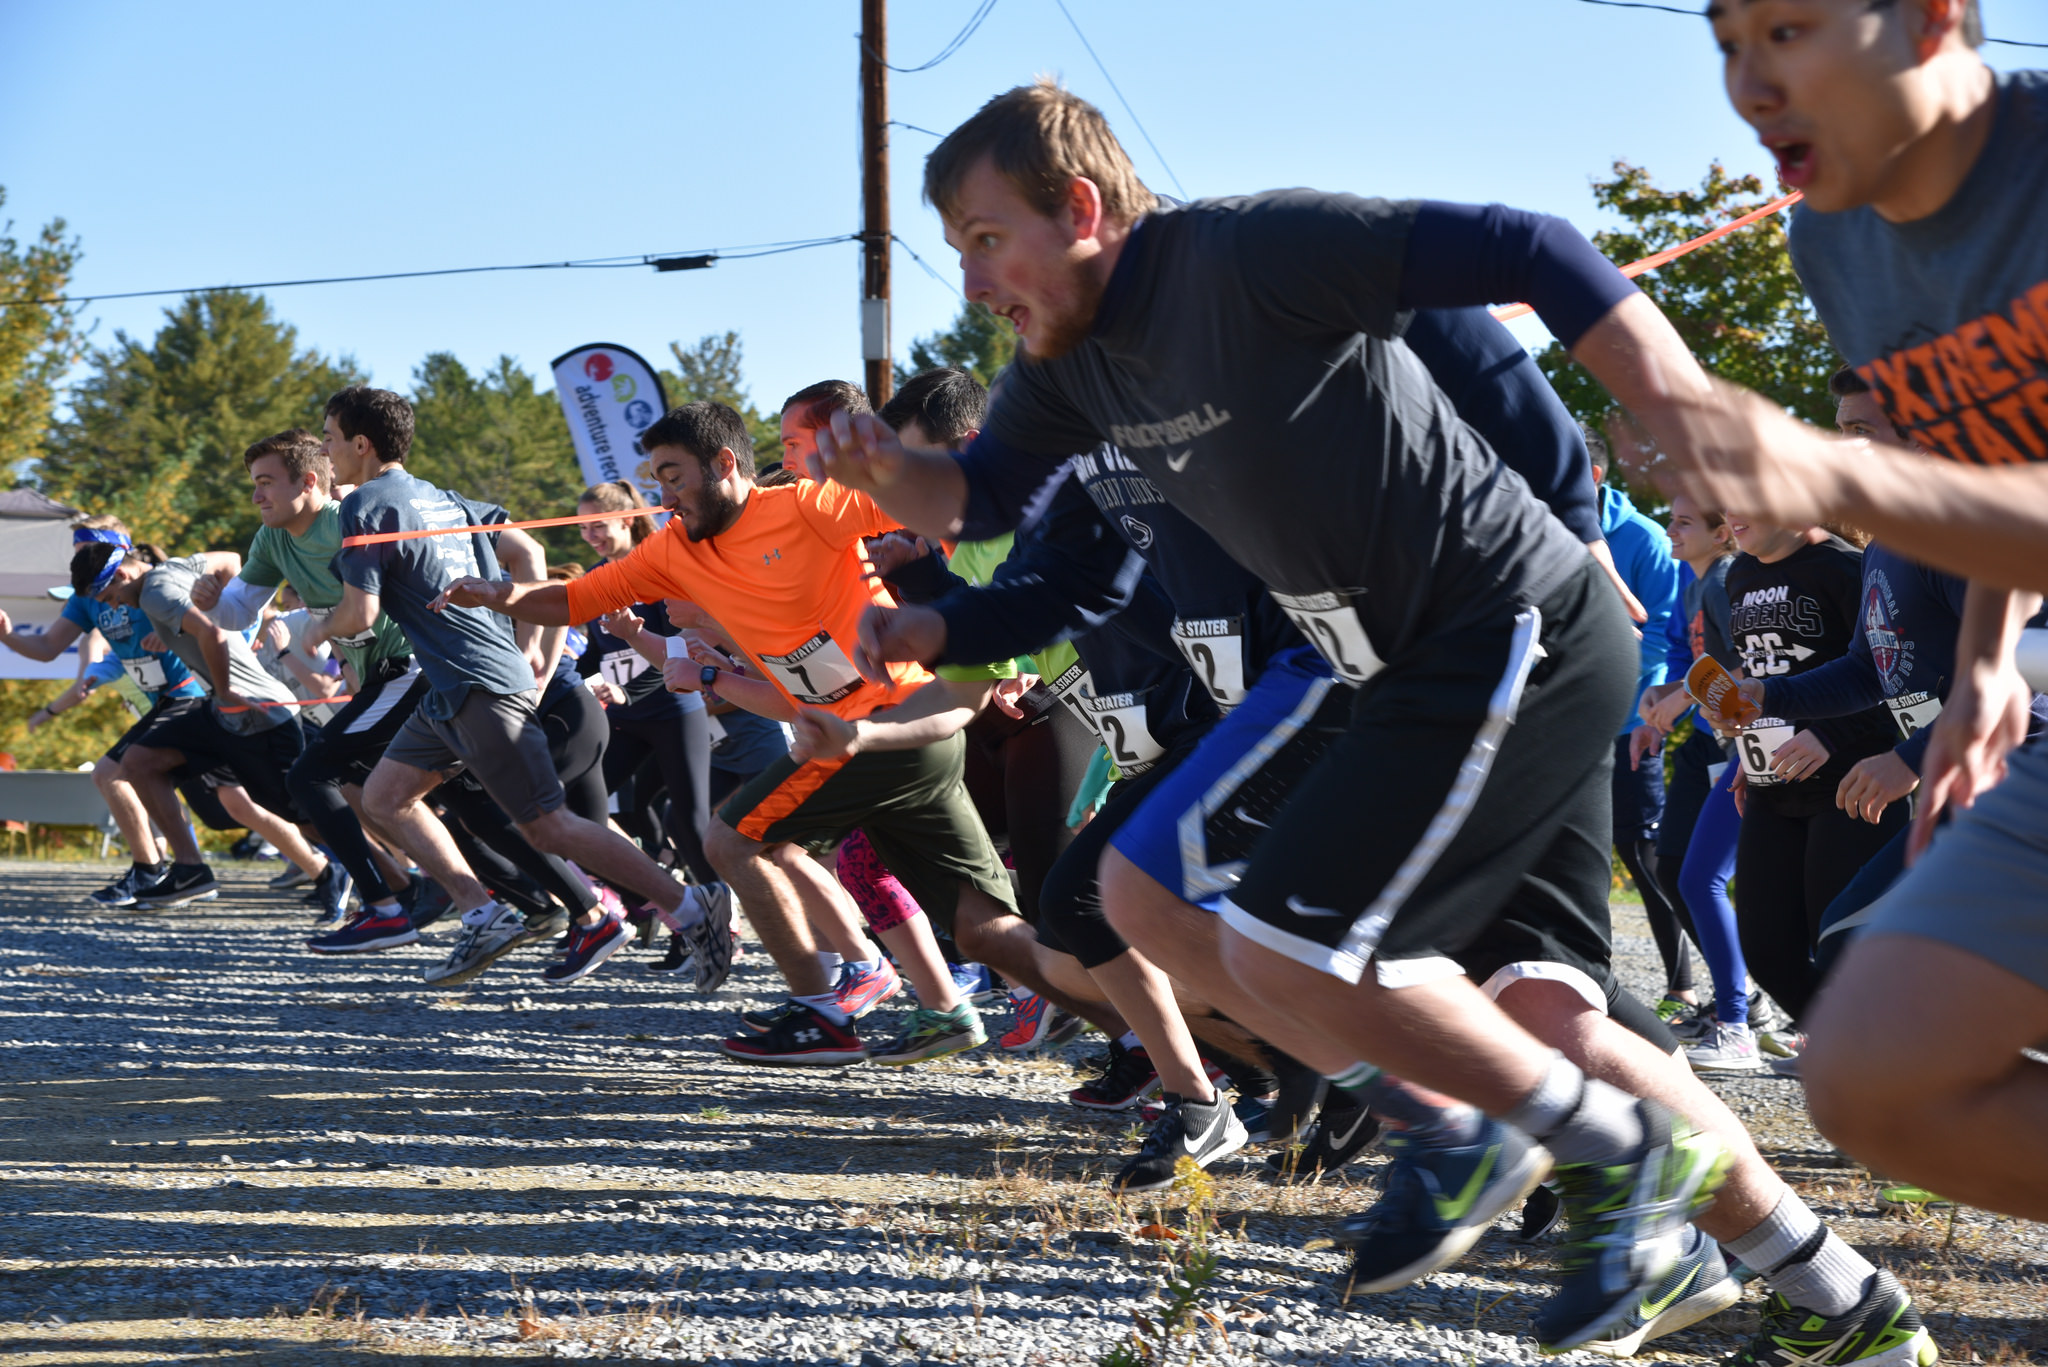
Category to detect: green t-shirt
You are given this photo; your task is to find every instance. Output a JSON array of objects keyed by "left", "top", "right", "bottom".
[
  {"left": 243, "top": 501, "right": 413, "bottom": 677},
  {"left": 945, "top": 535, "right": 1080, "bottom": 685}
]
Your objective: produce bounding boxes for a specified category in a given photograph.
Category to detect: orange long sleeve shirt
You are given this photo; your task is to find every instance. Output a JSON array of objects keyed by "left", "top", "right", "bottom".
[{"left": 563, "top": 479, "right": 933, "bottom": 720}]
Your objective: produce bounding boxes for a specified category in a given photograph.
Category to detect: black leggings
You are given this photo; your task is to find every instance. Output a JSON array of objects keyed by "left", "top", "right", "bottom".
[
  {"left": 962, "top": 701, "right": 1098, "bottom": 925},
  {"left": 1734, "top": 796, "right": 1907, "bottom": 1022},
  {"left": 1620, "top": 837, "right": 1695, "bottom": 998},
  {"left": 604, "top": 707, "right": 714, "bottom": 883}
]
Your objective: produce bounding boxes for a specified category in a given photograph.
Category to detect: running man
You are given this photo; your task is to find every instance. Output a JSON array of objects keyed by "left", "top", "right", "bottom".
[
  {"left": 315, "top": 385, "right": 732, "bottom": 990},
  {"left": 814, "top": 81, "right": 1930, "bottom": 1359}
]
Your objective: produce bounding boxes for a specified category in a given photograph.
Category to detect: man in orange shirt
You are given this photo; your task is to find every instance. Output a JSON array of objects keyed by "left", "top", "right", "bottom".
[{"left": 440, "top": 400, "right": 1079, "bottom": 1065}]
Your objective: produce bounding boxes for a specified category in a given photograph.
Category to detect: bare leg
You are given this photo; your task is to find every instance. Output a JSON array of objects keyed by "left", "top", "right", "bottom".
[
  {"left": 1086, "top": 948, "right": 1213, "bottom": 1099},
  {"left": 93, "top": 756, "right": 158, "bottom": 866},
  {"left": 874, "top": 917, "right": 961, "bottom": 1013},
  {"left": 1496, "top": 978, "right": 1778, "bottom": 1235},
  {"left": 515, "top": 806, "right": 688, "bottom": 919},
  {"left": 704, "top": 818, "right": 829, "bottom": 997},
  {"left": 116, "top": 746, "right": 204, "bottom": 865},
  {"left": 342, "top": 784, "right": 417, "bottom": 896},
  {"left": 1803, "top": 933, "right": 2048, "bottom": 1220},
  {"left": 362, "top": 760, "right": 492, "bottom": 912},
  {"left": 1031, "top": 944, "right": 1134, "bottom": 1037},
  {"left": 780, "top": 848, "right": 875, "bottom": 962},
  {"left": 952, "top": 888, "right": 1098, "bottom": 1021},
  {"left": 212, "top": 785, "right": 325, "bottom": 877}
]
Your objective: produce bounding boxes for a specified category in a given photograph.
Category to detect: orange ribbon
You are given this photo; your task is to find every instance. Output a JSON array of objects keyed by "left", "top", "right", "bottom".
[{"left": 339, "top": 507, "right": 661, "bottom": 548}]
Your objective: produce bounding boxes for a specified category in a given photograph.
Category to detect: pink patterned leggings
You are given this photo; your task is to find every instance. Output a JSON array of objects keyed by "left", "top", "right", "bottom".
[{"left": 836, "top": 829, "right": 923, "bottom": 934}]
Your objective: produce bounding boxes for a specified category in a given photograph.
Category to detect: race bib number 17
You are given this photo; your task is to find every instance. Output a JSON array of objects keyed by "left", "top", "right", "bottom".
[
  {"left": 1271, "top": 590, "right": 1384, "bottom": 686},
  {"left": 760, "top": 631, "right": 864, "bottom": 705},
  {"left": 599, "top": 648, "right": 648, "bottom": 690}
]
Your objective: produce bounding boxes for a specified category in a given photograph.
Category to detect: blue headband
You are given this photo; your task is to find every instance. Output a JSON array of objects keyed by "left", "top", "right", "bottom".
[
  {"left": 74, "top": 527, "right": 133, "bottom": 549},
  {"left": 87, "top": 548, "right": 127, "bottom": 598}
]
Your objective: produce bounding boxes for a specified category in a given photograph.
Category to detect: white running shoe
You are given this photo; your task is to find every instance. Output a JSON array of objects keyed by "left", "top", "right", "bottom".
[
  {"left": 669, "top": 882, "right": 736, "bottom": 993},
  {"left": 1686, "top": 1020, "right": 1763, "bottom": 1072},
  {"left": 422, "top": 902, "right": 529, "bottom": 986}
]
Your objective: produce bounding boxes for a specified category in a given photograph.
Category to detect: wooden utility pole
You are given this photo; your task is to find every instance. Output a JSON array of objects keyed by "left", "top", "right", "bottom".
[{"left": 860, "top": 0, "right": 893, "bottom": 405}]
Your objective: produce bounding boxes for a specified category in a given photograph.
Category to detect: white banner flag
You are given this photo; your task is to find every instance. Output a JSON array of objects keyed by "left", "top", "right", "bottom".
[{"left": 550, "top": 343, "right": 669, "bottom": 505}]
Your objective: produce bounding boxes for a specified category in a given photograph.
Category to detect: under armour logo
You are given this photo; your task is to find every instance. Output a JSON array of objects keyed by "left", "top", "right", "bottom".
[
  {"left": 795, "top": 1028, "right": 821, "bottom": 1042},
  {"left": 762, "top": 548, "right": 782, "bottom": 565}
]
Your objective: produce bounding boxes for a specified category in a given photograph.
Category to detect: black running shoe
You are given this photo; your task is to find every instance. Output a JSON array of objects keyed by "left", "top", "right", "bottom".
[
  {"left": 1516, "top": 1181, "right": 1564, "bottom": 1242},
  {"left": 1114, "top": 1095, "right": 1248, "bottom": 1192},
  {"left": 648, "top": 930, "right": 690, "bottom": 974},
  {"left": 740, "top": 1001, "right": 801, "bottom": 1034},
  {"left": 89, "top": 862, "right": 163, "bottom": 908},
  {"left": 1334, "top": 1118, "right": 1550, "bottom": 1293},
  {"left": 1069, "top": 1041, "right": 1161, "bottom": 1110},
  {"left": 541, "top": 916, "right": 632, "bottom": 985},
  {"left": 1258, "top": 1056, "right": 1327, "bottom": 1146},
  {"left": 309, "top": 862, "right": 353, "bottom": 923},
  {"left": 717, "top": 1003, "right": 867, "bottom": 1067},
  {"left": 132, "top": 863, "right": 220, "bottom": 909},
  {"left": 402, "top": 878, "right": 456, "bottom": 932},
  {"left": 1722, "top": 1269, "right": 1935, "bottom": 1367},
  {"left": 1266, "top": 1091, "right": 1380, "bottom": 1181},
  {"left": 1579, "top": 1224, "right": 1742, "bottom": 1358}
]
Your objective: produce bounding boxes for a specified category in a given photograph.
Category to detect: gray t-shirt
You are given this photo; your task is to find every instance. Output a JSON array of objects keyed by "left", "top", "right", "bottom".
[
  {"left": 1789, "top": 68, "right": 2048, "bottom": 466},
  {"left": 335, "top": 468, "right": 537, "bottom": 721},
  {"left": 139, "top": 556, "right": 298, "bottom": 735}
]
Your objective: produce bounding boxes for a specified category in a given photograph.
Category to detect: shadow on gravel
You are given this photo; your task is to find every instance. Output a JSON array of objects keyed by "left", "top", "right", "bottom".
[{"left": 0, "top": 1329, "right": 539, "bottom": 1365}]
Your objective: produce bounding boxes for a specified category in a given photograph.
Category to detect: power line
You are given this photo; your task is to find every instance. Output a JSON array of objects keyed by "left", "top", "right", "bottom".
[
  {"left": 1571, "top": 0, "right": 2046, "bottom": 45},
  {"left": 868, "top": 0, "right": 999, "bottom": 72},
  {"left": 0, "top": 234, "right": 858, "bottom": 309},
  {"left": 890, "top": 119, "right": 952, "bottom": 139},
  {"left": 1053, "top": 0, "right": 1189, "bottom": 201},
  {"left": 892, "top": 232, "right": 965, "bottom": 299}
]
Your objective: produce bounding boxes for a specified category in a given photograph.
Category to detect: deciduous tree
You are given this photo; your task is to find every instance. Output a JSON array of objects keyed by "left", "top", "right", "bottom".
[{"left": 0, "top": 188, "right": 84, "bottom": 483}]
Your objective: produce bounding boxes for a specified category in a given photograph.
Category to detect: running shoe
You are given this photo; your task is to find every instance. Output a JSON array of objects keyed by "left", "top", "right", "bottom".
[
  {"left": 422, "top": 903, "right": 530, "bottom": 986},
  {"left": 648, "top": 930, "right": 689, "bottom": 974},
  {"left": 834, "top": 958, "right": 903, "bottom": 1019},
  {"left": 717, "top": 1003, "right": 867, "bottom": 1067},
  {"left": 132, "top": 863, "right": 220, "bottom": 909},
  {"left": 871, "top": 1004, "right": 987, "bottom": 1066},
  {"left": 1687, "top": 1020, "right": 1764, "bottom": 1073},
  {"left": 1723, "top": 1270, "right": 1936, "bottom": 1367},
  {"left": 1137, "top": 1060, "right": 1234, "bottom": 1122},
  {"left": 1334, "top": 1118, "right": 1551, "bottom": 1293},
  {"left": 1759, "top": 1029, "right": 1807, "bottom": 1060},
  {"left": 739, "top": 1001, "right": 801, "bottom": 1034},
  {"left": 229, "top": 832, "right": 272, "bottom": 861},
  {"left": 1877, "top": 1184, "right": 1952, "bottom": 1212},
  {"left": 310, "top": 901, "right": 350, "bottom": 932},
  {"left": 402, "top": 878, "right": 456, "bottom": 932},
  {"left": 89, "top": 862, "right": 163, "bottom": 908},
  {"left": 1749, "top": 990, "right": 1794, "bottom": 1037},
  {"left": 1767, "top": 1053, "right": 1803, "bottom": 1079},
  {"left": 1000, "top": 992, "right": 1082, "bottom": 1051},
  {"left": 1114, "top": 1094, "right": 1248, "bottom": 1192},
  {"left": 1258, "top": 1056, "right": 1327, "bottom": 1146},
  {"left": 675, "top": 882, "right": 737, "bottom": 993},
  {"left": 308, "top": 908, "right": 420, "bottom": 954},
  {"left": 1533, "top": 1100, "right": 1733, "bottom": 1353},
  {"left": 1517, "top": 1182, "right": 1564, "bottom": 1242},
  {"left": 950, "top": 961, "right": 998, "bottom": 1004},
  {"left": 541, "top": 915, "right": 633, "bottom": 985},
  {"left": 1654, "top": 996, "right": 1695, "bottom": 1025},
  {"left": 268, "top": 862, "right": 315, "bottom": 891},
  {"left": 309, "top": 862, "right": 353, "bottom": 924},
  {"left": 1069, "top": 1041, "right": 1161, "bottom": 1110},
  {"left": 1265, "top": 1091, "right": 1380, "bottom": 1181},
  {"left": 1577, "top": 1223, "right": 1743, "bottom": 1358}
]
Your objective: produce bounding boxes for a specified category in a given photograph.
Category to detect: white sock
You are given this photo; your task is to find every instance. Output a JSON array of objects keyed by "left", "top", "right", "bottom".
[
  {"left": 1117, "top": 1030, "right": 1143, "bottom": 1051},
  {"left": 842, "top": 958, "right": 878, "bottom": 974},
  {"left": 795, "top": 991, "right": 851, "bottom": 1026},
  {"left": 1501, "top": 1053, "right": 1645, "bottom": 1166},
  {"left": 818, "top": 951, "right": 844, "bottom": 974},
  {"left": 1009, "top": 984, "right": 1035, "bottom": 1003},
  {"left": 1725, "top": 1194, "right": 1874, "bottom": 1317},
  {"left": 656, "top": 886, "right": 705, "bottom": 934}
]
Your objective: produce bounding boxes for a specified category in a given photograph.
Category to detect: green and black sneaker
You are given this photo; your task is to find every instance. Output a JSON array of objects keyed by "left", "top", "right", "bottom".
[
  {"left": 870, "top": 1005, "right": 987, "bottom": 1067},
  {"left": 1534, "top": 1099, "right": 1732, "bottom": 1352},
  {"left": 1725, "top": 1270, "right": 1937, "bottom": 1367}
]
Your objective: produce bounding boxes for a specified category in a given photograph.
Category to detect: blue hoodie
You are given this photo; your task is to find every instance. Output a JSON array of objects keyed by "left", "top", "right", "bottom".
[{"left": 1599, "top": 483, "right": 1682, "bottom": 736}]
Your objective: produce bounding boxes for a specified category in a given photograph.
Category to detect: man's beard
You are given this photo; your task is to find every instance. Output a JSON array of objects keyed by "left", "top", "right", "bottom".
[
  {"left": 685, "top": 484, "right": 744, "bottom": 541},
  {"left": 1019, "top": 257, "right": 1106, "bottom": 362}
]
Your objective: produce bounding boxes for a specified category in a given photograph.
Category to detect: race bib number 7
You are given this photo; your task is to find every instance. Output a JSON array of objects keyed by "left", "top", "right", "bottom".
[
  {"left": 1271, "top": 590, "right": 1384, "bottom": 686},
  {"left": 1736, "top": 716, "right": 1797, "bottom": 788},
  {"left": 760, "top": 631, "right": 864, "bottom": 705}
]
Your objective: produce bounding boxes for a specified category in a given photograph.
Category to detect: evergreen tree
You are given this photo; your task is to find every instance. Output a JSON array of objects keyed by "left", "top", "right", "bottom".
[
  {"left": 0, "top": 188, "right": 84, "bottom": 484},
  {"left": 898, "top": 300, "right": 1016, "bottom": 389},
  {"left": 661, "top": 331, "right": 780, "bottom": 468}
]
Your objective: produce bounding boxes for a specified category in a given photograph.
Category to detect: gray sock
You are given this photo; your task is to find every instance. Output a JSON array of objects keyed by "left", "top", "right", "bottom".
[
  {"left": 1725, "top": 1195, "right": 1874, "bottom": 1318},
  {"left": 1501, "top": 1053, "right": 1645, "bottom": 1166}
]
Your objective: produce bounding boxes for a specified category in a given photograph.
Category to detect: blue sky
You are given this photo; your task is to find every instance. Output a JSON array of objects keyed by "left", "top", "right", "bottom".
[{"left": 2, "top": 1, "right": 2040, "bottom": 414}]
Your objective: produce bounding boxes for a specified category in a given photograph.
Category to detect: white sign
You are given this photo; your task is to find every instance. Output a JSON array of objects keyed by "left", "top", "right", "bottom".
[{"left": 550, "top": 343, "right": 670, "bottom": 506}]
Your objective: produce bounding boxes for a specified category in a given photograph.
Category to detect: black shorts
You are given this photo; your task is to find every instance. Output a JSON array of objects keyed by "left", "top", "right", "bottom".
[
  {"left": 1219, "top": 558, "right": 1636, "bottom": 986},
  {"left": 295, "top": 659, "right": 429, "bottom": 785},
  {"left": 126, "top": 700, "right": 308, "bottom": 822}
]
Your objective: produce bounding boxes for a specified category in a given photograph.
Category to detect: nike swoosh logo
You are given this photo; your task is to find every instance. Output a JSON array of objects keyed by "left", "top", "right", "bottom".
[
  {"left": 1232, "top": 805, "right": 1271, "bottom": 829},
  {"left": 1165, "top": 448, "right": 1194, "bottom": 472},
  {"left": 1326, "top": 1104, "right": 1373, "bottom": 1150},
  {"left": 1286, "top": 895, "right": 1346, "bottom": 919},
  {"left": 1639, "top": 1264, "right": 1700, "bottom": 1319},
  {"left": 1433, "top": 1145, "right": 1499, "bottom": 1224}
]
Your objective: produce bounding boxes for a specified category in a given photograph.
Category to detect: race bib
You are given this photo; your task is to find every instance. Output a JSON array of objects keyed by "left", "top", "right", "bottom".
[
  {"left": 1271, "top": 590, "right": 1384, "bottom": 686},
  {"left": 1047, "top": 660, "right": 1095, "bottom": 725},
  {"left": 1886, "top": 690, "right": 1942, "bottom": 740},
  {"left": 759, "top": 631, "right": 864, "bottom": 705},
  {"left": 1171, "top": 617, "right": 1248, "bottom": 708},
  {"left": 599, "top": 648, "right": 648, "bottom": 690},
  {"left": 1082, "top": 688, "right": 1165, "bottom": 774},
  {"left": 1736, "top": 717, "right": 1797, "bottom": 788},
  {"left": 122, "top": 656, "right": 167, "bottom": 692}
]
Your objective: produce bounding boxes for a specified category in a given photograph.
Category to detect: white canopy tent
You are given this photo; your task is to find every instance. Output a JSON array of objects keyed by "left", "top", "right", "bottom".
[{"left": 0, "top": 488, "right": 86, "bottom": 681}]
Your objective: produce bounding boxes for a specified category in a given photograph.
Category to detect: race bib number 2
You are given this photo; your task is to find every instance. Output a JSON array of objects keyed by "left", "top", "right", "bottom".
[
  {"left": 1171, "top": 617, "right": 1247, "bottom": 708},
  {"left": 1272, "top": 590, "right": 1384, "bottom": 685},
  {"left": 1736, "top": 717, "right": 1797, "bottom": 788},
  {"left": 122, "top": 656, "right": 167, "bottom": 692},
  {"left": 1082, "top": 688, "right": 1165, "bottom": 774},
  {"left": 760, "top": 631, "right": 864, "bottom": 705}
]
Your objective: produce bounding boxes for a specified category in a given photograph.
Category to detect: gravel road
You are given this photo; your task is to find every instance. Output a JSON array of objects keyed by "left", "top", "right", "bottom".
[{"left": 0, "top": 860, "right": 2040, "bottom": 1365}]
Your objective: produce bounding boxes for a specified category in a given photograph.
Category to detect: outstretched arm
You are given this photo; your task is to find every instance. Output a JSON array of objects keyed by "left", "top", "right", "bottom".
[
  {"left": 433, "top": 578, "right": 573, "bottom": 626},
  {"left": 810, "top": 410, "right": 970, "bottom": 540},
  {"left": 0, "top": 611, "right": 83, "bottom": 663}
]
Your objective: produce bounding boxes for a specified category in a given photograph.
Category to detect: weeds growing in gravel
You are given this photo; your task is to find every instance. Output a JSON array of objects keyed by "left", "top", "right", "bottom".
[{"left": 1098, "top": 1158, "right": 1228, "bottom": 1366}]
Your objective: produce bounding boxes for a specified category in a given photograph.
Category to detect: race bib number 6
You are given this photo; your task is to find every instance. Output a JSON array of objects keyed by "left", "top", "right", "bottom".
[
  {"left": 1271, "top": 590, "right": 1385, "bottom": 686},
  {"left": 1736, "top": 716, "right": 1797, "bottom": 788},
  {"left": 760, "top": 631, "right": 864, "bottom": 705},
  {"left": 1171, "top": 617, "right": 1248, "bottom": 709},
  {"left": 1886, "top": 690, "right": 1942, "bottom": 740}
]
